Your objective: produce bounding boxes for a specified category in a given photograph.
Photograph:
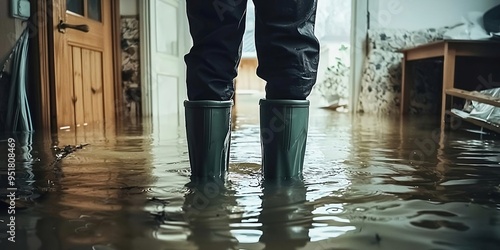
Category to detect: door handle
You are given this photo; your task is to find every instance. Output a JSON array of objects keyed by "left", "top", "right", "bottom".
[{"left": 58, "top": 20, "right": 89, "bottom": 33}]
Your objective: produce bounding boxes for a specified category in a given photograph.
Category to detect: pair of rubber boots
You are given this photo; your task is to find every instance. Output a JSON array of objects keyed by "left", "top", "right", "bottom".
[{"left": 184, "top": 99, "right": 309, "bottom": 181}]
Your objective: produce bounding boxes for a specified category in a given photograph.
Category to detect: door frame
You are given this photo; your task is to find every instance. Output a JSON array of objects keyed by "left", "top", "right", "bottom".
[
  {"left": 349, "top": 0, "right": 369, "bottom": 113},
  {"left": 138, "top": 0, "right": 152, "bottom": 118},
  {"left": 30, "top": 0, "right": 122, "bottom": 132}
]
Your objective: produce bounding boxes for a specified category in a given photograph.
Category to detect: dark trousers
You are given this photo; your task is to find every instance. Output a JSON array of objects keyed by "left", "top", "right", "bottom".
[{"left": 185, "top": 0, "right": 320, "bottom": 101}]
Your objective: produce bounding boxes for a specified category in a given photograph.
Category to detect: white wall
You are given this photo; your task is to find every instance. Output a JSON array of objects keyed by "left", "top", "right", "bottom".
[
  {"left": 316, "top": 0, "right": 352, "bottom": 43},
  {"left": 369, "top": 0, "right": 500, "bottom": 30},
  {"left": 120, "top": 0, "right": 138, "bottom": 15}
]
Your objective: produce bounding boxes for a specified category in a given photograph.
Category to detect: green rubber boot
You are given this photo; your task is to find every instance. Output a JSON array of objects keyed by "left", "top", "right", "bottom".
[
  {"left": 259, "top": 99, "right": 310, "bottom": 180},
  {"left": 184, "top": 100, "right": 233, "bottom": 180}
]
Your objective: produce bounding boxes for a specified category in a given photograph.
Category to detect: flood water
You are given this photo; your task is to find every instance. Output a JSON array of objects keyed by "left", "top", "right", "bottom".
[{"left": 1, "top": 95, "right": 500, "bottom": 250}]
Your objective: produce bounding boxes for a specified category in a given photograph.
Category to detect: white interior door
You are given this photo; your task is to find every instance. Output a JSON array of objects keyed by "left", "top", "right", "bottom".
[{"left": 140, "top": 0, "right": 189, "bottom": 140}]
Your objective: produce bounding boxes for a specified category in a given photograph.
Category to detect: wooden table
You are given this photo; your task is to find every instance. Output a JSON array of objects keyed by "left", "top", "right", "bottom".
[{"left": 400, "top": 39, "right": 500, "bottom": 130}]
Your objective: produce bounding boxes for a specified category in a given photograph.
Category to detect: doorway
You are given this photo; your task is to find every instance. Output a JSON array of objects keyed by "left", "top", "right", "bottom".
[
  {"left": 134, "top": 0, "right": 367, "bottom": 128},
  {"left": 235, "top": 0, "right": 361, "bottom": 111}
]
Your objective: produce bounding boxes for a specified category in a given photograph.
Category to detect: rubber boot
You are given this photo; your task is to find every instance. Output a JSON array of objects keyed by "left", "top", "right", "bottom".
[
  {"left": 184, "top": 100, "right": 233, "bottom": 180},
  {"left": 259, "top": 99, "right": 309, "bottom": 180}
]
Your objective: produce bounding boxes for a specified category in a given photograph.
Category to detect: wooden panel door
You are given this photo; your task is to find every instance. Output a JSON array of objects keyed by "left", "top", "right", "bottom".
[{"left": 52, "top": 0, "right": 115, "bottom": 131}]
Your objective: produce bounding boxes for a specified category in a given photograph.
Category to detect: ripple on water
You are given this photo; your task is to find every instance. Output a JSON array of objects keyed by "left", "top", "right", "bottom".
[{"left": 3, "top": 109, "right": 500, "bottom": 249}]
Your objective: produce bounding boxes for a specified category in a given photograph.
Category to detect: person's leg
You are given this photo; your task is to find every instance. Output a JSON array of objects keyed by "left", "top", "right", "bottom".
[
  {"left": 184, "top": 0, "right": 248, "bottom": 180},
  {"left": 252, "top": 0, "right": 320, "bottom": 100},
  {"left": 185, "top": 0, "right": 248, "bottom": 101},
  {"left": 253, "top": 0, "right": 319, "bottom": 180}
]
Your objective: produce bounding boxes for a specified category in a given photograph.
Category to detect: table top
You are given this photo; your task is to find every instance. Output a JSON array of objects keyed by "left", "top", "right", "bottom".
[{"left": 399, "top": 38, "right": 500, "bottom": 52}]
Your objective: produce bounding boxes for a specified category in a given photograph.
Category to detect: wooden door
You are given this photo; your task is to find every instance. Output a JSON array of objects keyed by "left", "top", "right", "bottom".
[{"left": 52, "top": 0, "right": 115, "bottom": 131}]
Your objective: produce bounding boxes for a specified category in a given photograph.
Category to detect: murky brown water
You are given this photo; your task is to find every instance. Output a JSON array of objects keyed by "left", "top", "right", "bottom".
[{"left": 1, "top": 96, "right": 500, "bottom": 250}]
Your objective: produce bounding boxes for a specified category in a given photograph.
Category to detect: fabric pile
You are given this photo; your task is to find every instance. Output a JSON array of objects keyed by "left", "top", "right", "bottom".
[{"left": 455, "top": 88, "right": 500, "bottom": 126}]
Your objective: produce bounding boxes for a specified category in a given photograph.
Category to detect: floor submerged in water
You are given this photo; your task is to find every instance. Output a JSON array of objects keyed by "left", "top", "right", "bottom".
[{"left": 1, "top": 96, "right": 500, "bottom": 250}]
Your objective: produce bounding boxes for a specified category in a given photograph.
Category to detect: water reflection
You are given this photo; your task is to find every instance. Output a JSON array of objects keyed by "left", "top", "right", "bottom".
[
  {"left": 258, "top": 180, "right": 312, "bottom": 249},
  {"left": 0, "top": 132, "right": 44, "bottom": 250},
  {"left": 0, "top": 133, "right": 37, "bottom": 200},
  {"left": 14, "top": 124, "right": 154, "bottom": 250},
  {"left": 1, "top": 98, "right": 500, "bottom": 249},
  {"left": 183, "top": 180, "right": 238, "bottom": 249}
]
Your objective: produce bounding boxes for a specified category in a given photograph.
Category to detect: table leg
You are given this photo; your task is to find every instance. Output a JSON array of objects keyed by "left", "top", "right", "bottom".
[
  {"left": 400, "top": 55, "right": 413, "bottom": 116},
  {"left": 440, "top": 45, "right": 457, "bottom": 129}
]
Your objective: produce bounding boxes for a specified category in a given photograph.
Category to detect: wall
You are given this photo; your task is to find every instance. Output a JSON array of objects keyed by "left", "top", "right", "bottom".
[
  {"left": 355, "top": 0, "right": 500, "bottom": 115},
  {"left": 0, "top": 1, "right": 26, "bottom": 130},
  {"left": 120, "top": 0, "right": 138, "bottom": 15},
  {"left": 0, "top": 1, "right": 24, "bottom": 62},
  {"left": 369, "top": 0, "right": 500, "bottom": 30},
  {"left": 120, "top": 0, "right": 140, "bottom": 118},
  {"left": 312, "top": 0, "right": 352, "bottom": 109},
  {"left": 316, "top": 0, "right": 352, "bottom": 43}
]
